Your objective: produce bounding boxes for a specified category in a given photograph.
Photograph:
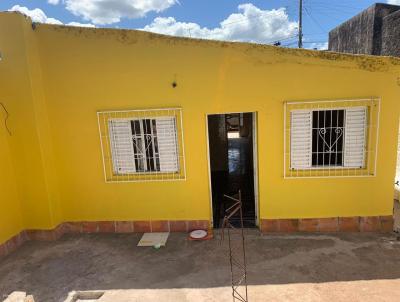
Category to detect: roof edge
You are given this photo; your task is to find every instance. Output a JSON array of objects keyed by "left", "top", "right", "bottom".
[{"left": 2, "top": 10, "right": 400, "bottom": 66}]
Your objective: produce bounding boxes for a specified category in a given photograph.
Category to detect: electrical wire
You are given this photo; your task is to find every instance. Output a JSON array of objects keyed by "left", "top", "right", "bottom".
[
  {"left": 0, "top": 102, "right": 11, "bottom": 136},
  {"left": 264, "top": 34, "right": 299, "bottom": 45},
  {"left": 304, "top": 0, "right": 366, "bottom": 11},
  {"left": 304, "top": 6, "right": 326, "bottom": 33},
  {"left": 181, "top": 3, "right": 299, "bottom": 44}
]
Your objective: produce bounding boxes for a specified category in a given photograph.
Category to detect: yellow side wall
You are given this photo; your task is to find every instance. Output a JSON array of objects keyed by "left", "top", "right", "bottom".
[
  {"left": 0, "top": 12, "right": 400, "bottom": 243},
  {"left": 0, "top": 119, "right": 23, "bottom": 244},
  {"left": 0, "top": 13, "right": 62, "bottom": 243}
]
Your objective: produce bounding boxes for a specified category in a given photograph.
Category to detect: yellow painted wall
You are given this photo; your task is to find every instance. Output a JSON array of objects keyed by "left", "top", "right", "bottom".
[
  {"left": 0, "top": 13, "right": 62, "bottom": 244},
  {"left": 0, "top": 12, "right": 400, "bottom": 243},
  {"left": 0, "top": 114, "right": 23, "bottom": 244}
]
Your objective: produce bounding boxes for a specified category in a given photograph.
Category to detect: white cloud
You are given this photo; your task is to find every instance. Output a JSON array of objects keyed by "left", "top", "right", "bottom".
[
  {"left": 141, "top": 4, "right": 298, "bottom": 44},
  {"left": 8, "top": 5, "right": 95, "bottom": 27},
  {"left": 9, "top": 5, "right": 63, "bottom": 24},
  {"left": 47, "top": 0, "right": 60, "bottom": 5},
  {"left": 305, "top": 42, "right": 328, "bottom": 50},
  {"left": 67, "top": 21, "right": 96, "bottom": 28},
  {"left": 387, "top": 0, "right": 400, "bottom": 5},
  {"left": 64, "top": 0, "right": 178, "bottom": 25}
]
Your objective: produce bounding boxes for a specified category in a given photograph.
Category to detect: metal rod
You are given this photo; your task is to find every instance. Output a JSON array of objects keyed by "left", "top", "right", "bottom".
[
  {"left": 239, "top": 190, "right": 248, "bottom": 301},
  {"left": 221, "top": 190, "right": 249, "bottom": 302},
  {"left": 224, "top": 194, "right": 241, "bottom": 203}
]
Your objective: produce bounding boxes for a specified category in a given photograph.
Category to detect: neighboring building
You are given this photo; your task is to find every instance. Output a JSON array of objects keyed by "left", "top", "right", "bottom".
[
  {"left": 1, "top": 12, "right": 400, "bottom": 256},
  {"left": 329, "top": 3, "right": 400, "bottom": 57}
]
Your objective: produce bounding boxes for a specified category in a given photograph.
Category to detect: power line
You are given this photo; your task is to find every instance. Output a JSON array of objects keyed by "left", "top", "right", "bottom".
[
  {"left": 302, "top": 41, "right": 328, "bottom": 44},
  {"left": 265, "top": 34, "right": 299, "bottom": 45},
  {"left": 179, "top": 0, "right": 337, "bottom": 48},
  {"left": 304, "top": 6, "right": 326, "bottom": 33},
  {"left": 305, "top": 1, "right": 366, "bottom": 11}
]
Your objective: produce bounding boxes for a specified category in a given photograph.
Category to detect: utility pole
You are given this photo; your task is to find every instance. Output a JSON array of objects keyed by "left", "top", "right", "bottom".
[{"left": 298, "top": 0, "right": 303, "bottom": 48}]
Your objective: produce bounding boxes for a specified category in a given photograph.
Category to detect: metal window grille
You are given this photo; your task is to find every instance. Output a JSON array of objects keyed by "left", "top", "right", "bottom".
[
  {"left": 97, "top": 108, "right": 186, "bottom": 182},
  {"left": 284, "top": 98, "right": 380, "bottom": 178},
  {"left": 312, "top": 109, "right": 345, "bottom": 167}
]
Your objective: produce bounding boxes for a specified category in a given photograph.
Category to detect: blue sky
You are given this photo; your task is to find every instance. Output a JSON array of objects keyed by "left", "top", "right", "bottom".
[{"left": 1, "top": 0, "right": 399, "bottom": 49}]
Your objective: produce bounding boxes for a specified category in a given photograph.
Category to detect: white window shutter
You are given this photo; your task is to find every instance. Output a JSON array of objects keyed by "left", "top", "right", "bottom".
[
  {"left": 108, "top": 120, "right": 136, "bottom": 174},
  {"left": 290, "top": 110, "right": 312, "bottom": 169},
  {"left": 156, "top": 117, "right": 179, "bottom": 172},
  {"left": 344, "top": 107, "right": 367, "bottom": 168}
]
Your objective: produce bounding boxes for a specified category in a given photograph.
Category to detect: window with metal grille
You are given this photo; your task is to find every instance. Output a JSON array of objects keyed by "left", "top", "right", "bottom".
[
  {"left": 285, "top": 99, "right": 379, "bottom": 178},
  {"left": 109, "top": 117, "right": 179, "bottom": 174},
  {"left": 98, "top": 108, "right": 185, "bottom": 182},
  {"left": 312, "top": 109, "right": 345, "bottom": 167}
]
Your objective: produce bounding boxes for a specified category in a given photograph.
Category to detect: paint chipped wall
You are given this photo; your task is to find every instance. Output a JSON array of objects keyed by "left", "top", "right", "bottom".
[{"left": 0, "top": 11, "right": 400, "bottom": 242}]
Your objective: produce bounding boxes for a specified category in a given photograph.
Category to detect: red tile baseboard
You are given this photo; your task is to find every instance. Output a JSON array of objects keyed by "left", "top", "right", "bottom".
[
  {"left": 1, "top": 216, "right": 393, "bottom": 259},
  {"left": 261, "top": 216, "right": 394, "bottom": 233},
  {"left": 0, "top": 231, "right": 28, "bottom": 258},
  {"left": 0, "top": 220, "right": 210, "bottom": 259}
]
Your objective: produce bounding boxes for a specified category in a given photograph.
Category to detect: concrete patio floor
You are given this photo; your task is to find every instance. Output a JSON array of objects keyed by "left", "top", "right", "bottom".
[
  {"left": 1, "top": 231, "right": 400, "bottom": 302},
  {"left": 394, "top": 200, "right": 400, "bottom": 232}
]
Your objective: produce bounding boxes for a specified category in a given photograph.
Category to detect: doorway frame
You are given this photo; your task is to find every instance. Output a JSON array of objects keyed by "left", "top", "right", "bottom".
[{"left": 205, "top": 111, "right": 260, "bottom": 228}]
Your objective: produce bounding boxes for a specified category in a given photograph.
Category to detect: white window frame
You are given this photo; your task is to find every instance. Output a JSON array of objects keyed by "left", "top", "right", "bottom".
[
  {"left": 284, "top": 98, "right": 380, "bottom": 179},
  {"left": 290, "top": 106, "right": 367, "bottom": 170},
  {"left": 97, "top": 108, "right": 186, "bottom": 183},
  {"left": 109, "top": 116, "right": 179, "bottom": 175}
]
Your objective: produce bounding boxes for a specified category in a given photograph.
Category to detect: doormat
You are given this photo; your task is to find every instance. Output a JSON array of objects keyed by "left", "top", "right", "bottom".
[{"left": 137, "top": 232, "right": 169, "bottom": 247}]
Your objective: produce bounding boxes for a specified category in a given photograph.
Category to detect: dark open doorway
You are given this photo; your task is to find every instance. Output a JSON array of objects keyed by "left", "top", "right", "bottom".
[{"left": 207, "top": 112, "right": 257, "bottom": 228}]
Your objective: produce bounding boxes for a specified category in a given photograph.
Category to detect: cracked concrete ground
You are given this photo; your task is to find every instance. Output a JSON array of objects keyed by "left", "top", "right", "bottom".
[{"left": 1, "top": 231, "right": 400, "bottom": 302}]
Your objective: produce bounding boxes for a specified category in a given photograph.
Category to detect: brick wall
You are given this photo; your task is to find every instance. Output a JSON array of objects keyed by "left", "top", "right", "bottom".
[
  {"left": 382, "top": 10, "right": 400, "bottom": 57},
  {"left": 328, "top": 3, "right": 400, "bottom": 57},
  {"left": 328, "top": 5, "right": 376, "bottom": 54},
  {"left": 261, "top": 216, "right": 393, "bottom": 233}
]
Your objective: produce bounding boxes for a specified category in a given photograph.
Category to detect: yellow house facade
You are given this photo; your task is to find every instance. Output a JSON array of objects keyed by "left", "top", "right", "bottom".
[{"left": 1, "top": 12, "right": 400, "bottom": 252}]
